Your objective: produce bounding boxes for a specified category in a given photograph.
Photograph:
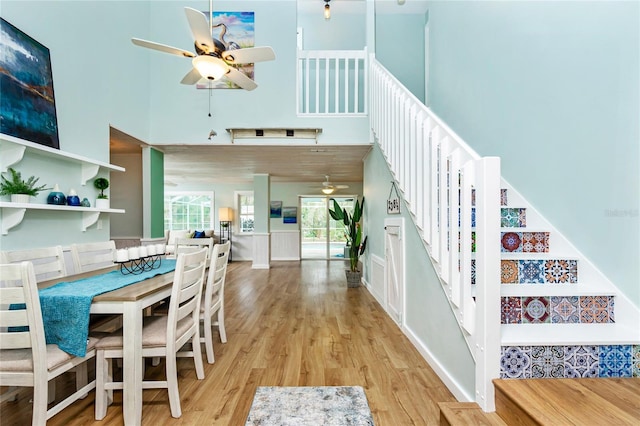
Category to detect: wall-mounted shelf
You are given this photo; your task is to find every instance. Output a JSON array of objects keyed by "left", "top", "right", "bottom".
[
  {"left": 0, "top": 133, "right": 125, "bottom": 185},
  {"left": 226, "top": 128, "right": 322, "bottom": 144},
  {"left": 0, "top": 202, "right": 125, "bottom": 234}
]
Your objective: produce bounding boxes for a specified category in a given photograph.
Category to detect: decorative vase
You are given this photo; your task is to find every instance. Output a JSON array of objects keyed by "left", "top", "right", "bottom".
[
  {"left": 66, "top": 188, "right": 80, "bottom": 206},
  {"left": 47, "top": 184, "right": 66, "bottom": 205},
  {"left": 81, "top": 197, "right": 91, "bottom": 207},
  {"left": 345, "top": 269, "right": 362, "bottom": 288},
  {"left": 95, "top": 198, "right": 110, "bottom": 209},
  {"left": 10, "top": 194, "right": 31, "bottom": 204}
]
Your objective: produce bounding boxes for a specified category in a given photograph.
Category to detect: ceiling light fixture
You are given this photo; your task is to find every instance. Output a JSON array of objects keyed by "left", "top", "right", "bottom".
[
  {"left": 193, "top": 55, "right": 228, "bottom": 80},
  {"left": 324, "top": 0, "right": 331, "bottom": 20},
  {"left": 322, "top": 186, "right": 335, "bottom": 195}
]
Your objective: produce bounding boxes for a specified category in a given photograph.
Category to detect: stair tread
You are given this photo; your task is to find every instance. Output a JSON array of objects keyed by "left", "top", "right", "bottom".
[
  {"left": 502, "top": 323, "right": 640, "bottom": 346},
  {"left": 493, "top": 378, "right": 640, "bottom": 425},
  {"left": 438, "top": 402, "right": 508, "bottom": 426}
]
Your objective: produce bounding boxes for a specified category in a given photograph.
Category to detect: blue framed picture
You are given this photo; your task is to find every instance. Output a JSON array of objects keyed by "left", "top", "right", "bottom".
[
  {"left": 0, "top": 18, "right": 60, "bottom": 149},
  {"left": 270, "top": 201, "right": 282, "bottom": 218},
  {"left": 282, "top": 207, "right": 297, "bottom": 224}
]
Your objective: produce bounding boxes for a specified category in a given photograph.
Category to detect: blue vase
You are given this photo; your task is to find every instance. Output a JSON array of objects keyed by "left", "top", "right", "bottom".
[
  {"left": 81, "top": 197, "right": 91, "bottom": 207},
  {"left": 47, "top": 185, "right": 66, "bottom": 205},
  {"left": 67, "top": 195, "right": 81, "bottom": 206}
]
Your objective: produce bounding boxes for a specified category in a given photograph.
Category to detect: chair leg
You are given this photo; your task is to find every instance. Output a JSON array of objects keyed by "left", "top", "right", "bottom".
[
  {"left": 47, "top": 380, "right": 55, "bottom": 404},
  {"left": 218, "top": 308, "right": 227, "bottom": 343},
  {"left": 203, "top": 315, "right": 215, "bottom": 364},
  {"left": 75, "top": 363, "right": 89, "bottom": 399},
  {"left": 95, "top": 350, "right": 110, "bottom": 420},
  {"left": 165, "top": 354, "right": 182, "bottom": 418},
  {"left": 33, "top": 382, "right": 48, "bottom": 425},
  {"left": 192, "top": 334, "right": 205, "bottom": 380}
]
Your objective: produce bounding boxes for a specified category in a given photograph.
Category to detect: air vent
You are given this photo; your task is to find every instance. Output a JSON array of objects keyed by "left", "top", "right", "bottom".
[{"left": 226, "top": 128, "right": 322, "bottom": 143}]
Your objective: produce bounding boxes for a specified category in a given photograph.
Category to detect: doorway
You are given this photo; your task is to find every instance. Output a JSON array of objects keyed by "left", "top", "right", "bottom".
[
  {"left": 385, "top": 217, "right": 405, "bottom": 326},
  {"left": 300, "top": 196, "right": 354, "bottom": 259}
]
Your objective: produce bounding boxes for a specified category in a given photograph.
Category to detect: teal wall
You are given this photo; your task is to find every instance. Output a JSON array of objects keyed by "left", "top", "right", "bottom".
[
  {"left": 424, "top": 1, "right": 639, "bottom": 307},
  {"left": 363, "top": 143, "right": 475, "bottom": 400}
]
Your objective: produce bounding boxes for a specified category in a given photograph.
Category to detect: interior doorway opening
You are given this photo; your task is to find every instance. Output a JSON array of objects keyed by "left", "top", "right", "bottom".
[{"left": 300, "top": 196, "right": 354, "bottom": 259}]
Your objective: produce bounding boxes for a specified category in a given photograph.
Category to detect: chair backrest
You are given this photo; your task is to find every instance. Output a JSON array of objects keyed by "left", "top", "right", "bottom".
[
  {"left": 203, "top": 242, "right": 231, "bottom": 314},
  {"left": 167, "top": 248, "right": 208, "bottom": 352},
  {"left": 70, "top": 241, "right": 116, "bottom": 273},
  {"left": 0, "top": 246, "right": 67, "bottom": 282},
  {"left": 0, "top": 262, "right": 47, "bottom": 377},
  {"left": 175, "top": 238, "right": 214, "bottom": 260}
]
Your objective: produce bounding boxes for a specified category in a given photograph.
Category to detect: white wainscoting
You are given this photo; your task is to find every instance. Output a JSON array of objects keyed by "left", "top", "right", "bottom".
[
  {"left": 271, "top": 230, "right": 300, "bottom": 261},
  {"left": 252, "top": 233, "right": 271, "bottom": 269},
  {"left": 369, "top": 254, "right": 385, "bottom": 307}
]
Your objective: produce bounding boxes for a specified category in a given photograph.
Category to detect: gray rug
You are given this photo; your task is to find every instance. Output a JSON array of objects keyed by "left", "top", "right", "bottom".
[{"left": 245, "top": 386, "right": 375, "bottom": 425}]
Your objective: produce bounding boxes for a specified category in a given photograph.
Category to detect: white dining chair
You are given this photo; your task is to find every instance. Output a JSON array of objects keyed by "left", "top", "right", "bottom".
[
  {"left": 94, "top": 248, "right": 208, "bottom": 419},
  {"left": 200, "top": 241, "right": 231, "bottom": 364},
  {"left": 0, "top": 246, "right": 67, "bottom": 283},
  {"left": 70, "top": 241, "right": 117, "bottom": 273},
  {"left": 0, "top": 262, "right": 99, "bottom": 425},
  {"left": 173, "top": 237, "right": 214, "bottom": 260}
]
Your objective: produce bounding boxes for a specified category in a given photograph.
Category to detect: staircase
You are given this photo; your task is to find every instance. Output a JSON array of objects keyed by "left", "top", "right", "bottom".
[{"left": 368, "top": 55, "right": 640, "bottom": 411}]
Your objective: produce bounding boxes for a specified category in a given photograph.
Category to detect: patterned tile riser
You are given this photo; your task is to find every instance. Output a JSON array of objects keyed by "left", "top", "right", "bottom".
[
  {"left": 501, "top": 296, "right": 615, "bottom": 324},
  {"left": 500, "top": 345, "right": 640, "bottom": 378},
  {"left": 501, "top": 259, "right": 578, "bottom": 284},
  {"left": 470, "top": 207, "right": 527, "bottom": 228}
]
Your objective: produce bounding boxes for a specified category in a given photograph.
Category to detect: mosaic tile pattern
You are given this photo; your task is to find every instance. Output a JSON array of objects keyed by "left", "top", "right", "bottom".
[
  {"left": 565, "top": 346, "right": 599, "bottom": 377},
  {"left": 550, "top": 296, "right": 580, "bottom": 323},
  {"left": 500, "top": 345, "right": 640, "bottom": 379},
  {"left": 580, "top": 296, "right": 615, "bottom": 324},
  {"left": 501, "top": 232, "right": 522, "bottom": 252},
  {"left": 522, "top": 232, "right": 550, "bottom": 253},
  {"left": 544, "top": 259, "right": 578, "bottom": 283},
  {"left": 501, "top": 296, "right": 614, "bottom": 324},
  {"left": 501, "top": 208, "right": 527, "bottom": 228},
  {"left": 531, "top": 345, "right": 564, "bottom": 378},
  {"left": 471, "top": 259, "right": 476, "bottom": 286},
  {"left": 500, "top": 259, "right": 579, "bottom": 284},
  {"left": 245, "top": 386, "right": 374, "bottom": 425},
  {"left": 501, "top": 297, "right": 522, "bottom": 324},
  {"left": 522, "top": 297, "right": 550, "bottom": 324}
]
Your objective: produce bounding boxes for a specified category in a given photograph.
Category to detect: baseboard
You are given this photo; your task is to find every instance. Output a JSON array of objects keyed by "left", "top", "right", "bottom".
[{"left": 271, "top": 257, "right": 301, "bottom": 261}]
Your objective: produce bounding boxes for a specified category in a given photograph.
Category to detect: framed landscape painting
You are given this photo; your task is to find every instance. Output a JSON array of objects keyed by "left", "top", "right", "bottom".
[{"left": 0, "top": 18, "right": 60, "bottom": 149}]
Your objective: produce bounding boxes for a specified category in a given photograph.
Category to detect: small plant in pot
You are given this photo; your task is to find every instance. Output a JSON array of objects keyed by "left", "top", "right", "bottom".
[
  {"left": 329, "top": 197, "right": 367, "bottom": 287},
  {"left": 0, "top": 168, "right": 49, "bottom": 203},
  {"left": 94, "top": 177, "right": 110, "bottom": 209}
]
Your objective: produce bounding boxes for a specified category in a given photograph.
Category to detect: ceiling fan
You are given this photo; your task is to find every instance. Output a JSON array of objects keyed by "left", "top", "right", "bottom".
[
  {"left": 320, "top": 175, "right": 349, "bottom": 195},
  {"left": 131, "top": 6, "right": 275, "bottom": 91}
]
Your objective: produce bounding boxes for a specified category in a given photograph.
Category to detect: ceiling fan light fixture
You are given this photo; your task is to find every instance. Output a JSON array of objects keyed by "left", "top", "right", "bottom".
[
  {"left": 324, "top": 0, "right": 331, "bottom": 20},
  {"left": 322, "top": 187, "right": 335, "bottom": 195},
  {"left": 192, "top": 55, "right": 227, "bottom": 80}
]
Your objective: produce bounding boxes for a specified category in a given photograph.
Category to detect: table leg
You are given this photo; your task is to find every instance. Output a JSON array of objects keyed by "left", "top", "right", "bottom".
[{"left": 122, "top": 301, "right": 143, "bottom": 425}]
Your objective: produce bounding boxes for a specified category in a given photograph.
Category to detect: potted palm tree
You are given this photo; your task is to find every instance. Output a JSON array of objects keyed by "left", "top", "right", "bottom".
[
  {"left": 329, "top": 197, "right": 367, "bottom": 287},
  {"left": 0, "top": 168, "right": 48, "bottom": 203}
]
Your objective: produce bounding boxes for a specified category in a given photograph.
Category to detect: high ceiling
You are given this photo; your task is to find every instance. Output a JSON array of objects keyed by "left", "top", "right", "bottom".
[{"left": 109, "top": 128, "right": 371, "bottom": 186}]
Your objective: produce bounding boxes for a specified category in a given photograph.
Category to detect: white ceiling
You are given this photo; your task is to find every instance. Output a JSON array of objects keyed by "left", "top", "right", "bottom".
[{"left": 110, "top": 127, "right": 371, "bottom": 186}]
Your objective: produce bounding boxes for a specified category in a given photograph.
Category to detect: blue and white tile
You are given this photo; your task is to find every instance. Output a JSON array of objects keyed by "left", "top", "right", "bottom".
[
  {"left": 518, "top": 260, "right": 544, "bottom": 284},
  {"left": 564, "top": 345, "right": 599, "bottom": 378},
  {"left": 500, "top": 346, "right": 531, "bottom": 378},
  {"left": 598, "top": 345, "right": 633, "bottom": 377},
  {"left": 531, "top": 346, "right": 564, "bottom": 378}
]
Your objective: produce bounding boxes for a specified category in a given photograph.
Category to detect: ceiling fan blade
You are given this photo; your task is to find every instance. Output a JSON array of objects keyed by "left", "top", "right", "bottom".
[
  {"left": 180, "top": 68, "right": 203, "bottom": 85},
  {"left": 184, "top": 7, "right": 215, "bottom": 54},
  {"left": 335, "top": 185, "right": 349, "bottom": 189},
  {"left": 224, "top": 67, "right": 257, "bottom": 91},
  {"left": 222, "top": 46, "right": 276, "bottom": 64},
  {"left": 131, "top": 38, "right": 195, "bottom": 58}
]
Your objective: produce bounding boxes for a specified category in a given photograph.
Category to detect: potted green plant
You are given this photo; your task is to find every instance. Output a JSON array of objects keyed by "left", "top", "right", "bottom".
[
  {"left": 94, "top": 177, "right": 110, "bottom": 209},
  {"left": 0, "top": 167, "right": 49, "bottom": 203},
  {"left": 329, "top": 197, "right": 367, "bottom": 287}
]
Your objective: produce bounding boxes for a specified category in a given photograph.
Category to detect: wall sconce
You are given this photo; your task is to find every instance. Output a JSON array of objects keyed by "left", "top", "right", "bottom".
[{"left": 324, "top": 0, "right": 331, "bottom": 20}]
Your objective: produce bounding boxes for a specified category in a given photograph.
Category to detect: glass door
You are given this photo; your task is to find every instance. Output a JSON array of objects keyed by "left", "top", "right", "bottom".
[{"left": 300, "top": 196, "right": 355, "bottom": 259}]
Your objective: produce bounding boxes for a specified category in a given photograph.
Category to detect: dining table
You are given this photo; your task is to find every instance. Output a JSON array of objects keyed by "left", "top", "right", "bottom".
[{"left": 38, "top": 261, "right": 178, "bottom": 426}]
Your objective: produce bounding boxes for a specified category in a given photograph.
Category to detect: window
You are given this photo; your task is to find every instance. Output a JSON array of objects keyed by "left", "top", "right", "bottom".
[
  {"left": 164, "top": 192, "right": 214, "bottom": 231},
  {"left": 236, "top": 191, "right": 254, "bottom": 233}
]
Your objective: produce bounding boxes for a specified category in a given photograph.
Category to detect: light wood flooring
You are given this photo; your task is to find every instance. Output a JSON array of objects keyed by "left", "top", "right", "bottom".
[{"left": 1, "top": 260, "right": 456, "bottom": 425}]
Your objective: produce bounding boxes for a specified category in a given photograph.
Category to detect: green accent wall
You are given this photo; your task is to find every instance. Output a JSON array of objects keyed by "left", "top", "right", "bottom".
[{"left": 150, "top": 148, "right": 164, "bottom": 238}]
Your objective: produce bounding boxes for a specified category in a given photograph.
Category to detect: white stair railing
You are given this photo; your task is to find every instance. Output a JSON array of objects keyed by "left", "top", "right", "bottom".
[
  {"left": 296, "top": 49, "right": 368, "bottom": 116},
  {"left": 369, "top": 56, "right": 501, "bottom": 411}
]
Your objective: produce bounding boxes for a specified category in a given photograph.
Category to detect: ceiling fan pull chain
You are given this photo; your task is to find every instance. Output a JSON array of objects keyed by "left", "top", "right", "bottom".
[{"left": 208, "top": 85, "right": 212, "bottom": 117}]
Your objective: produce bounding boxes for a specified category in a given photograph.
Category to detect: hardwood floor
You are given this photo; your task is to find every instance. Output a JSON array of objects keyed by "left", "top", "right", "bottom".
[{"left": 1, "top": 260, "right": 456, "bottom": 425}]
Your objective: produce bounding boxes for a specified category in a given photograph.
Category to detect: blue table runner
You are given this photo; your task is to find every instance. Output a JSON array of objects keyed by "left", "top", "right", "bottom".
[{"left": 39, "top": 259, "right": 177, "bottom": 357}]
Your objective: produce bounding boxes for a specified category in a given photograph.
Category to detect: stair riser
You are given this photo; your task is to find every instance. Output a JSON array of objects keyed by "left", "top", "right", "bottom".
[
  {"left": 501, "top": 296, "right": 615, "bottom": 324},
  {"left": 500, "top": 344, "right": 640, "bottom": 379}
]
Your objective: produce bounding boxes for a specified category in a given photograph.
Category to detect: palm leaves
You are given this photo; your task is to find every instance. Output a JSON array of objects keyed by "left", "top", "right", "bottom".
[{"left": 329, "top": 197, "right": 367, "bottom": 272}]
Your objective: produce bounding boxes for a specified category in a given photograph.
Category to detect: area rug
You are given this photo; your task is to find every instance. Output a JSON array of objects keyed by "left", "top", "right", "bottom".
[{"left": 245, "top": 386, "right": 375, "bottom": 425}]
